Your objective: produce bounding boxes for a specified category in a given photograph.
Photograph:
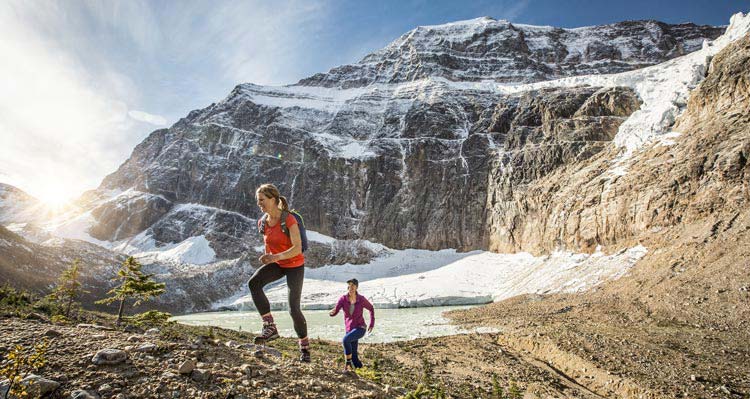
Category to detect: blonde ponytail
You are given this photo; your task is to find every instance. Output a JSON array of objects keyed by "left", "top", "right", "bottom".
[{"left": 278, "top": 196, "right": 290, "bottom": 212}]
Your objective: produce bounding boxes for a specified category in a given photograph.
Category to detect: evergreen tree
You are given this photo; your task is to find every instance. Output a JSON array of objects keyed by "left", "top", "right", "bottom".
[
  {"left": 49, "top": 259, "right": 87, "bottom": 317},
  {"left": 96, "top": 256, "right": 165, "bottom": 323}
]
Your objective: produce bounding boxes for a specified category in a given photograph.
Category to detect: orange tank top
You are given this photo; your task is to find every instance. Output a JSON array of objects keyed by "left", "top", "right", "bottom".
[{"left": 262, "top": 213, "right": 305, "bottom": 268}]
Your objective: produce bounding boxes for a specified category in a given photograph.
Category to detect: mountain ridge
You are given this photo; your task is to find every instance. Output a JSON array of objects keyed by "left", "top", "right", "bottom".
[{"left": 299, "top": 17, "right": 723, "bottom": 88}]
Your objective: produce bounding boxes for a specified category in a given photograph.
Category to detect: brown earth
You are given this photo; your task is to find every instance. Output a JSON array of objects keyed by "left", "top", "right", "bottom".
[
  {"left": 1, "top": 312, "right": 603, "bottom": 399},
  {"left": 1, "top": 314, "right": 394, "bottom": 399},
  {"left": 449, "top": 213, "right": 750, "bottom": 398}
]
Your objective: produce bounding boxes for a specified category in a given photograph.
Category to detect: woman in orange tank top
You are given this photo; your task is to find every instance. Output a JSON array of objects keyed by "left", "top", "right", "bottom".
[{"left": 247, "top": 183, "right": 310, "bottom": 362}]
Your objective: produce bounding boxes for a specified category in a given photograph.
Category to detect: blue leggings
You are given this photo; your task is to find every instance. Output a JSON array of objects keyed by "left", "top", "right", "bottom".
[{"left": 342, "top": 328, "right": 366, "bottom": 368}]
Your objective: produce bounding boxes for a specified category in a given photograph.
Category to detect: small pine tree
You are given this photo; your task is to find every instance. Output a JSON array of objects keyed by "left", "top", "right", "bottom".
[
  {"left": 421, "top": 358, "right": 434, "bottom": 387},
  {"left": 48, "top": 259, "right": 87, "bottom": 317},
  {"left": 96, "top": 256, "right": 165, "bottom": 323},
  {"left": 508, "top": 381, "right": 523, "bottom": 399},
  {"left": 491, "top": 373, "right": 504, "bottom": 398}
]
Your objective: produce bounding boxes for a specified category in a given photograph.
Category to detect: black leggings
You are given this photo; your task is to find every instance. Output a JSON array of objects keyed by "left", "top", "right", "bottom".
[{"left": 248, "top": 263, "right": 307, "bottom": 338}]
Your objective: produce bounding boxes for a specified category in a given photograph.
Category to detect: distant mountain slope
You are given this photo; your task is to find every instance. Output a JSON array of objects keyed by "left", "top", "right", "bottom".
[
  {"left": 300, "top": 17, "right": 723, "bottom": 87},
  {"left": 0, "top": 183, "right": 42, "bottom": 224}
]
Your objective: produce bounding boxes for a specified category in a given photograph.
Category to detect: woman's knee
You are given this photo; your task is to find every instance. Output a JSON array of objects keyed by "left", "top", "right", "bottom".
[{"left": 248, "top": 276, "right": 262, "bottom": 292}]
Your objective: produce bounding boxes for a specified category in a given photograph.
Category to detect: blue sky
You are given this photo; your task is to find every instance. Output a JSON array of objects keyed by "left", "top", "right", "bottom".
[{"left": 0, "top": 0, "right": 747, "bottom": 203}]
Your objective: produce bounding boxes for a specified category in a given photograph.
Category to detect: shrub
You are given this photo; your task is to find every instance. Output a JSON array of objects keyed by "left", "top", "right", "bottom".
[
  {"left": 128, "top": 310, "right": 172, "bottom": 328},
  {"left": 0, "top": 340, "right": 49, "bottom": 399},
  {"left": 50, "top": 314, "right": 70, "bottom": 324},
  {"left": 0, "top": 285, "right": 33, "bottom": 310}
]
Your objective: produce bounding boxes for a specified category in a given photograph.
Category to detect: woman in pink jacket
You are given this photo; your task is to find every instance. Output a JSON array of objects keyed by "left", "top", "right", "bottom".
[{"left": 329, "top": 278, "right": 375, "bottom": 371}]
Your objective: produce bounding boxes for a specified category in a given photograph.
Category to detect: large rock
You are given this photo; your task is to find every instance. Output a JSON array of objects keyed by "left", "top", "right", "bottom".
[
  {"left": 178, "top": 359, "right": 196, "bottom": 375},
  {"left": 21, "top": 374, "right": 60, "bottom": 397},
  {"left": 190, "top": 369, "right": 211, "bottom": 383},
  {"left": 91, "top": 349, "right": 128, "bottom": 365},
  {"left": 132, "top": 343, "right": 157, "bottom": 353},
  {"left": 71, "top": 389, "right": 100, "bottom": 399}
]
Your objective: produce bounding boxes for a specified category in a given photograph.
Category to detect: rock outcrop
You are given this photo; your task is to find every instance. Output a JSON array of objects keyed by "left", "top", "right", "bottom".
[{"left": 487, "top": 33, "right": 750, "bottom": 254}]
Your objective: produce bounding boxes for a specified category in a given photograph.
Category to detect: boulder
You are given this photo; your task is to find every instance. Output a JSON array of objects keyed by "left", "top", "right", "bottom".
[{"left": 91, "top": 349, "right": 128, "bottom": 365}]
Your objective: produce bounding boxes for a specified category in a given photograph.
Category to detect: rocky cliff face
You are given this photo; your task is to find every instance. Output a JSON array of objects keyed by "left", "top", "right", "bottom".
[
  {"left": 487, "top": 32, "right": 750, "bottom": 254},
  {"left": 97, "top": 83, "right": 641, "bottom": 252},
  {"left": 450, "top": 34, "right": 750, "bottom": 399},
  {"left": 84, "top": 18, "right": 727, "bottom": 257}
]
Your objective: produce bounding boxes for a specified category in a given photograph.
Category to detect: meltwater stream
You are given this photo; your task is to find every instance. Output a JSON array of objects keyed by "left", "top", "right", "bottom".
[{"left": 170, "top": 305, "right": 497, "bottom": 343}]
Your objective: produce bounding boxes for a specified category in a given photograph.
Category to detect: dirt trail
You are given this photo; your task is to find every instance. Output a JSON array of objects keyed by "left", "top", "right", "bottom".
[{"left": 448, "top": 212, "right": 750, "bottom": 398}]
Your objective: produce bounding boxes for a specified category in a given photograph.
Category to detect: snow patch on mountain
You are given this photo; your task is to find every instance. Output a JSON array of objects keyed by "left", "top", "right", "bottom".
[
  {"left": 0, "top": 183, "right": 45, "bottom": 224},
  {"left": 44, "top": 211, "right": 110, "bottom": 247},
  {"left": 136, "top": 235, "right": 216, "bottom": 265},
  {"left": 226, "top": 244, "right": 647, "bottom": 310}
]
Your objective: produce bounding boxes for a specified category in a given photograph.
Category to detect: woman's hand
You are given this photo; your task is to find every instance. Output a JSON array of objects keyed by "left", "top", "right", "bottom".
[
  {"left": 367, "top": 325, "right": 374, "bottom": 334},
  {"left": 329, "top": 310, "right": 336, "bottom": 317},
  {"left": 259, "top": 253, "right": 278, "bottom": 264}
]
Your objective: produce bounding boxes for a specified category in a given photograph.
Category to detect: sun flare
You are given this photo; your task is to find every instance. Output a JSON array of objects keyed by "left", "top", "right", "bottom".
[{"left": 35, "top": 183, "right": 77, "bottom": 210}]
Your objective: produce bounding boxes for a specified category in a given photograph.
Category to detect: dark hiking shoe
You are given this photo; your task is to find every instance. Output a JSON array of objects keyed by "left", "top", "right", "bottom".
[
  {"left": 253, "top": 322, "right": 279, "bottom": 344},
  {"left": 299, "top": 348, "right": 311, "bottom": 363},
  {"left": 341, "top": 359, "right": 354, "bottom": 374}
]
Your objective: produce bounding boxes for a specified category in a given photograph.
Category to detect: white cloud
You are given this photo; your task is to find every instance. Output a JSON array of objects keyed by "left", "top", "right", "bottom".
[
  {"left": 0, "top": 1, "right": 138, "bottom": 201},
  {"left": 128, "top": 110, "right": 168, "bottom": 126},
  {"left": 0, "top": 0, "right": 334, "bottom": 202},
  {"left": 156, "top": 1, "right": 332, "bottom": 85}
]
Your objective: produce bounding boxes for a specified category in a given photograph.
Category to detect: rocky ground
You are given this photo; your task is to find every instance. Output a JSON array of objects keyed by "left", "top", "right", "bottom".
[
  {"left": 3, "top": 211, "right": 748, "bottom": 399},
  {"left": 2, "top": 305, "right": 612, "bottom": 399},
  {"left": 0, "top": 312, "right": 393, "bottom": 399},
  {"left": 449, "top": 211, "right": 750, "bottom": 398}
]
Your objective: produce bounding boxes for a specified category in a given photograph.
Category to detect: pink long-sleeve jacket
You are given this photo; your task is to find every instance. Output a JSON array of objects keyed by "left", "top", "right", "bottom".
[{"left": 331, "top": 293, "right": 375, "bottom": 332}]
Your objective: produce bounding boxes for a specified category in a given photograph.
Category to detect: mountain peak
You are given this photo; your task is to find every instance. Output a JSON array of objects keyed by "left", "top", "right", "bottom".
[
  {"left": 297, "top": 18, "right": 724, "bottom": 88},
  {"left": 416, "top": 16, "right": 500, "bottom": 30}
]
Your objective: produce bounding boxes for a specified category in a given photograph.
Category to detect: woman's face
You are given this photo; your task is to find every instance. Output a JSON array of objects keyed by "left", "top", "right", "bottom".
[
  {"left": 347, "top": 282, "right": 357, "bottom": 295},
  {"left": 256, "top": 192, "right": 276, "bottom": 213}
]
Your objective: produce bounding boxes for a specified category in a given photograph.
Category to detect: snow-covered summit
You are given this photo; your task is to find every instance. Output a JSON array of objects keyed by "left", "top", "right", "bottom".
[{"left": 298, "top": 17, "right": 723, "bottom": 88}]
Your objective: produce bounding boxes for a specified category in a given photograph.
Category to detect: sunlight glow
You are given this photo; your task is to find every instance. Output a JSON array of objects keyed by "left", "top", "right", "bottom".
[{"left": 34, "top": 182, "right": 77, "bottom": 209}]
